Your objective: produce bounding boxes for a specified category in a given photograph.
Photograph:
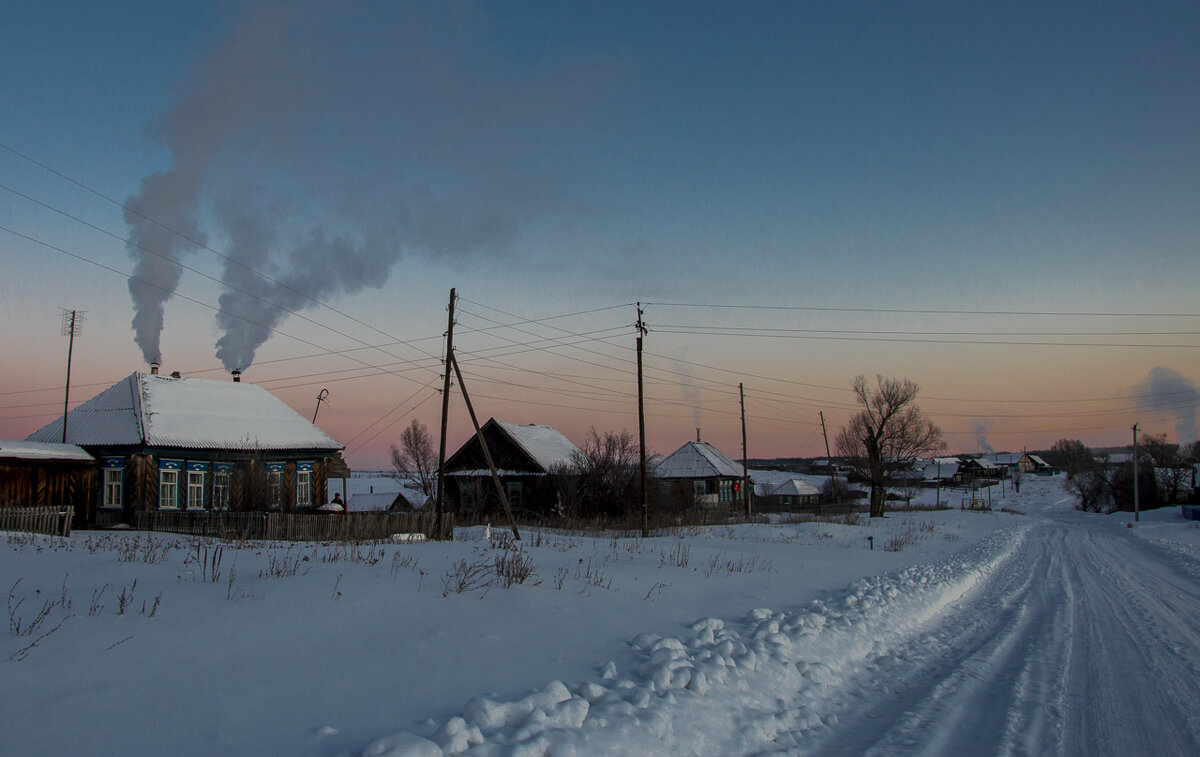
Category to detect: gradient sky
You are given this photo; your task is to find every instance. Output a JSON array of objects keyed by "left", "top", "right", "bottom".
[{"left": 3, "top": 0, "right": 1198, "bottom": 470}]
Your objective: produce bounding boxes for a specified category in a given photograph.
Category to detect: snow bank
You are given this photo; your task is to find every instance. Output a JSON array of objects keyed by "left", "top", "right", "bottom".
[{"left": 364, "top": 525, "right": 1030, "bottom": 756}]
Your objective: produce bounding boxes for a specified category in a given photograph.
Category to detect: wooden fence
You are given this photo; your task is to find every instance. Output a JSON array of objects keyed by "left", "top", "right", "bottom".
[
  {"left": 0, "top": 506, "right": 74, "bottom": 537},
  {"left": 134, "top": 510, "right": 453, "bottom": 542}
]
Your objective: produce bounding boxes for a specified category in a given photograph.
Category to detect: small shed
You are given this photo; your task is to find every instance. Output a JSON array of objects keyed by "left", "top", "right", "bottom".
[{"left": 0, "top": 440, "right": 97, "bottom": 529}]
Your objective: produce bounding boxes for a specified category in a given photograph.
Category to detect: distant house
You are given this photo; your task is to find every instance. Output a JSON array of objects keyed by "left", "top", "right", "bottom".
[
  {"left": 443, "top": 419, "right": 580, "bottom": 516},
  {"left": 655, "top": 441, "right": 745, "bottom": 509},
  {"left": 0, "top": 440, "right": 97, "bottom": 529},
  {"left": 991, "top": 453, "right": 1023, "bottom": 472},
  {"left": 921, "top": 458, "right": 960, "bottom": 486},
  {"left": 958, "top": 457, "right": 1000, "bottom": 483},
  {"left": 25, "top": 370, "right": 343, "bottom": 526},
  {"left": 1019, "top": 453, "right": 1052, "bottom": 474},
  {"left": 754, "top": 478, "right": 820, "bottom": 512}
]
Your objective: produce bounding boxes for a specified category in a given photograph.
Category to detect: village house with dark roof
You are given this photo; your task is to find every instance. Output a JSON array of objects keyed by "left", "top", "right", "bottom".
[{"left": 443, "top": 418, "right": 581, "bottom": 516}]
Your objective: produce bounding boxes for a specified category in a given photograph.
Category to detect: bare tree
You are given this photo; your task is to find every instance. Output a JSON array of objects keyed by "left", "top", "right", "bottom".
[
  {"left": 1067, "top": 469, "right": 1110, "bottom": 512},
  {"left": 1048, "top": 438, "right": 1093, "bottom": 480},
  {"left": 566, "top": 427, "right": 643, "bottom": 518},
  {"left": 835, "top": 375, "right": 945, "bottom": 518},
  {"left": 389, "top": 419, "right": 437, "bottom": 498},
  {"left": 1141, "top": 433, "right": 1193, "bottom": 505}
]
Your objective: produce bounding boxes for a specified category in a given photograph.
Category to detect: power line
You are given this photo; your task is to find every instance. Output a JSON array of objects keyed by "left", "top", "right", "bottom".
[
  {"left": 646, "top": 301, "right": 1200, "bottom": 318},
  {"left": 0, "top": 141, "right": 443, "bottom": 359}
]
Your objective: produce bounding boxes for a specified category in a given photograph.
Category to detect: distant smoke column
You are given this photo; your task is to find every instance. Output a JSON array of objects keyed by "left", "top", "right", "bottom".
[
  {"left": 974, "top": 423, "right": 995, "bottom": 456},
  {"left": 1134, "top": 367, "right": 1200, "bottom": 445},
  {"left": 124, "top": 167, "right": 207, "bottom": 364}
]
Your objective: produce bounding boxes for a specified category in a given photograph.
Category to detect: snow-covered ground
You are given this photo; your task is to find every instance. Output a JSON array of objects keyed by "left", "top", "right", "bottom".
[{"left": 3, "top": 476, "right": 1198, "bottom": 756}]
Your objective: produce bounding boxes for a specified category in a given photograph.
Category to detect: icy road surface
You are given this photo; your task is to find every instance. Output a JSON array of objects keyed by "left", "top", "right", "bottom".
[
  {"left": 372, "top": 510, "right": 1200, "bottom": 756},
  {"left": 796, "top": 511, "right": 1200, "bottom": 757}
]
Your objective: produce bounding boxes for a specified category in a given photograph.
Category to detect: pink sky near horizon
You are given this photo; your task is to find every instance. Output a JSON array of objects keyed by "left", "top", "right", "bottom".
[{"left": 2, "top": 298, "right": 1195, "bottom": 472}]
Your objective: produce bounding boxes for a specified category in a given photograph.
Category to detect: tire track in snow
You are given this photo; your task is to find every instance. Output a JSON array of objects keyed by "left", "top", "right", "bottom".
[{"left": 773, "top": 521, "right": 1200, "bottom": 757}]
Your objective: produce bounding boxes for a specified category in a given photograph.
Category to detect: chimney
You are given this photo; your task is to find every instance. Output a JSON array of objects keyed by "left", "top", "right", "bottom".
[
  {"left": 150, "top": 362, "right": 160, "bottom": 375},
  {"left": 696, "top": 428, "right": 701, "bottom": 443},
  {"left": 232, "top": 369, "right": 241, "bottom": 383}
]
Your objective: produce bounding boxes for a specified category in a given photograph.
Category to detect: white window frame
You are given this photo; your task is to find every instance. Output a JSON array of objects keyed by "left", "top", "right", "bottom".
[
  {"left": 267, "top": 468, "right": 283, "bottom": 510},
  {"left": 187, "top": 470, "right": 206, "bottom": 510},
  {"left": 212, "top": 468, "right": 231, "bottom": 511},
  {"left": 296, "top": 469, "right": 312, "bottom": 508},
  {"left": 103, "top": 468, "right": 123, "bottom": 509},
  {"left": 159, "top": 469, "right": 179, "bottom": 510}
]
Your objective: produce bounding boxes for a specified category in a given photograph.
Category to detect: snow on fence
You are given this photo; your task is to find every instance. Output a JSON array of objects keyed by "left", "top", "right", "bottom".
[
  {"left": 134, "top": 510, "right": 453, "bottom": 542},
  {"left": 0, "top": 505, "right": 74, "bottom": 537}
]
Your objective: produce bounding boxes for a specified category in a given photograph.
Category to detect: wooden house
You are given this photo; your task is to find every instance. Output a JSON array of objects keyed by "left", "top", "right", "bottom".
[
  {"left": 444, "top": 419, "right": 580, "bottom": 516},
  {"left": 754, "top": 477, "right": 820, "bottom": 512},
  {"left": 0, "top": 440, "right": 97, "bottom": 529},
  {"left": 25, "top": 370, "right": 343, "bottom": 526},
  {"left": 1019, "top": 453, "right": 1052, "bottom": 475},
  {"left": 655, "top": 441, "right": 744, "bottom": 509}
]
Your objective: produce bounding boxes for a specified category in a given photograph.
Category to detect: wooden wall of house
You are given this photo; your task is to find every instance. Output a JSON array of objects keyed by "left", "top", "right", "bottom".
[{"left": 0, "top": 462, "right": 96, "bottom": 527}]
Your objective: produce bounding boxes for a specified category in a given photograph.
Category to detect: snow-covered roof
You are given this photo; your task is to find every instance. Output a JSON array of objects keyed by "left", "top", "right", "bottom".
[
  {"left": 922, "top": 460, "right": 958, "bottom": 480},
  {"left": 990, "top": 453, "right": 1023, "bottom": 466},
  {"left": 655, "top": 441, "right": 743, "bottom": 479},
  {"left": 26, "top": 372, "right": 342, "bottom": 452},
  {"left": 494, "top": 421, "right": 579, "bottom": 473},
  {"left": 765, "top": 478, "right": 820, "bottom": 498},
  {"left": 0, "top": 439, "right": 94, "bottom": 463},
  {"left": 1025, "top": 454, "right": 1050, "bottom": 467}
]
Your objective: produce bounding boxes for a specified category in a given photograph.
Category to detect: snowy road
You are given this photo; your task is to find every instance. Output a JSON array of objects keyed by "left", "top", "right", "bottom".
[
  {"left": 773, "top": 513, "right": 1200, "bottom": 757},
  {"left": 371, "top": 510, "right": 1200, "bottom": 756}
]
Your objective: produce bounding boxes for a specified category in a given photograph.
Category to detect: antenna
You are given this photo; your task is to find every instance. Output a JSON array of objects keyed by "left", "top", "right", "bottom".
[
  {"left": 59, "top": 309, "right": 85, "bottom": 443},
  {"left": 312, "top": 388, "right": 330, "bottom": 424}
]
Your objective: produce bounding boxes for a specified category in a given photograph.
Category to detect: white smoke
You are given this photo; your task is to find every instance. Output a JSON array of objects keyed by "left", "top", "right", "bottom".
[
  {"left": 123, "top": 1, "right": 627, "bottom": 370},
  {"left": 973, "top": 421, "right": 994, "bottom": 456},
  {"left": 1133, "top": 367, "right": 1199, "bottom": 446}
]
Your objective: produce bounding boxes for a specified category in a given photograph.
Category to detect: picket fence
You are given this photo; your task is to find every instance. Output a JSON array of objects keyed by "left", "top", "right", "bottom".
[{"left": 0, "top": 506, "right": 74, "bottom": 537}]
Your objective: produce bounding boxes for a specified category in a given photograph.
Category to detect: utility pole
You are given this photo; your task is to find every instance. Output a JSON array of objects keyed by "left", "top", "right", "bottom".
[
  {"left": 740, "top": 383, "right": 750, "bottom": 517},
  {"left": 820, "top": 411, "right": 836, "bottom": 501},
  {"left": 60, "top": 309, "right": 84, "bottom": 443},
  {"left": 450, "top": 353, "right": 520, "bottom": 540},
  {"left": 435, "top": 288, "right": 456, "bottom": 539},
  {"left": 1132, "top": 423, "right": 1140, "bottom": 523},
  {"left": 636, "top": 304, "right": 649, "bottom": 537}
]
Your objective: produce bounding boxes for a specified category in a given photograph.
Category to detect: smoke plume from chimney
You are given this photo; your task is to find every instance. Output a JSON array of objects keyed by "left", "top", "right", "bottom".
[
  {"left": 122, "top": 4, "right": 622, "bottom": 371},
  {"left": 1133, "top": 367, "right": 1199, "bottom": 445}
]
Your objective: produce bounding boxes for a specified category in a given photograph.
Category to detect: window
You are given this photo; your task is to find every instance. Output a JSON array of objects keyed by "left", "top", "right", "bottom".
[
  {"left": 505, "top": 481, "right": 523, "bottom": 512},
  {"left": 267, "top": 463, "right": 284, "bottom": 510},
  {"left": 296, "top": 462, "right": 313, "bottom": 508},
  {"left": 103, "top": 469, "right": 123, "bottom": 508},
  {"left": 158, "top": 461, "right": 181, "bottom": 510},
  {"left": 719, "top": 479, "right": 733, "bottom": 503},
  {"left": 187, "top": 471, "right": 205, "bottom": 510},
  {"left": 212, "top": 464, "right": 232, "bottom": 511},
  {"left": 102, "top": 458, "right": 125, "bottom": 509}
]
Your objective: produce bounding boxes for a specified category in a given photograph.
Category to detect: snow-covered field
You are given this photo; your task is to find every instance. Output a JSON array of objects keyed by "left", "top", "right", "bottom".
[{"left": 3, "top": 476, "right": 1198, "bottom": 756}]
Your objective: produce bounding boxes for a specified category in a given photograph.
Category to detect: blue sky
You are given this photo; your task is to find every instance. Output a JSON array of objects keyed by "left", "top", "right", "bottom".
[{"left": 3, "top": 1, "right": 1198, "bottom": 467}]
